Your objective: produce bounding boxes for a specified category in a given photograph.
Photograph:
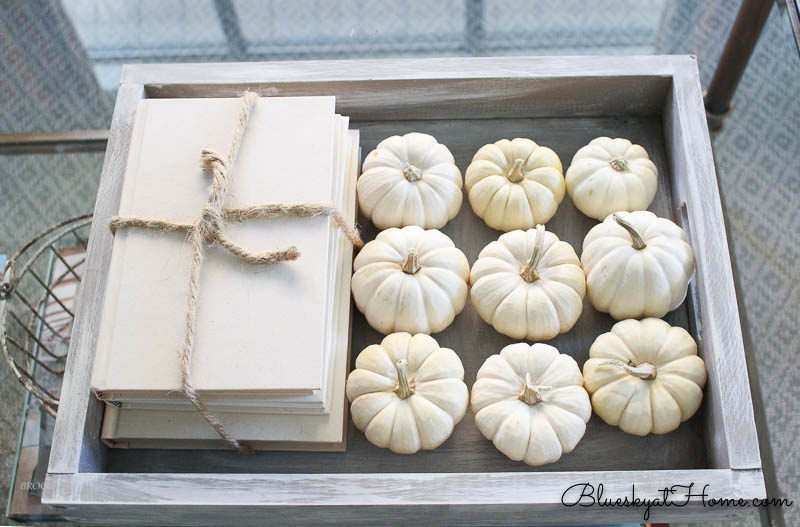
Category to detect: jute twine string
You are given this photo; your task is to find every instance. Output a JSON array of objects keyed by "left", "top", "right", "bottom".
[{"left": 108, "top": 92, "right": 362, "bottom": 453}]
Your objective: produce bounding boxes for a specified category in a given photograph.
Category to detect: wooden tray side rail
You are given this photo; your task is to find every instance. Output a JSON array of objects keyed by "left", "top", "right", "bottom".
[{"left": 43, "top": 56, "right": 764, "bottom": 525}]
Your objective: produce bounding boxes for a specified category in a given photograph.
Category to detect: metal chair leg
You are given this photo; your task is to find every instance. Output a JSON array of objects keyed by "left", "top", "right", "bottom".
[{"left": 704, "top": 0, "right": 775, "bottom": 132}]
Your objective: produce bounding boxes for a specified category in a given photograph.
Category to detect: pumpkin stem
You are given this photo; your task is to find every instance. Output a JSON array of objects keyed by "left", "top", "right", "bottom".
[
  {"left": 401, "top": 248, "right": 421, "bottom": 274},
  {"left": 519, "top": 372, "right": 553, "bottom": 406},
  {"left": 609, "top": 156, "right": 630, "bottom": 172},
  {"left": 506, "top": 158, "right": 526, "bottom": 183},
  {"left": 520, "top": 224, "right": 546, "bottom": 282},
  {"left": 601, "top": 359, "right": 657, "bottom": 380},
  {"left": 613, "top": 214, "right": 647, "bottom": 250},
  {"left": 394, "top": 359, "right": 414, "bottom": 399},
  {"left": 402, "top": 163, "right": 422, "bottom": 182}
]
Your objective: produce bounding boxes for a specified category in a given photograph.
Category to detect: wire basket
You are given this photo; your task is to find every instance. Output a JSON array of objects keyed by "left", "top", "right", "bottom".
[{"left": 0, "top": 214, "right": 93, "bottom": 418}]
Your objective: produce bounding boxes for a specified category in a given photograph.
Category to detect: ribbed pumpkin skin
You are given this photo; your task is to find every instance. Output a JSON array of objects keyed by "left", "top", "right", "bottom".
[
  {"left": 583, "top": 318, "right": 707, "bottom": 436},
  {"left": 358, "top": 132, "right": 462, "bottom": 229},
  {"left": 471, "top": 343, "right": 591, "bottom": 466},
  {"left": 465, "top": 138, "right": 565, "bottom": 232},
  {"left": 346, "top": 333, "right": 468, "bottom": 454},
  {"left": 581, "top": 210, "right": 694, "bottom": 320},
  {"left": 470, "top": 227, "right": 585, "bottom": 341},
  {"left": 566, "top": 136, "right": 658, "bottom": 221},
  {"left": 351, "top": 226, "right": 469, "bottom": 335}
]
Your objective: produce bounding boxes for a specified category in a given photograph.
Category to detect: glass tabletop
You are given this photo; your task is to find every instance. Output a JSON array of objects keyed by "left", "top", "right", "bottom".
[
  {"left": 1, "top": 1, "right": 798, "bottom": 525},
  {"left": 3, "top": 0, "right": 796, "bottom": 256}
]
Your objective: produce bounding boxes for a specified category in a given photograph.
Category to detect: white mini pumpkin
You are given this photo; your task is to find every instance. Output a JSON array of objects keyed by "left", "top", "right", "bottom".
[
  {"left": 583, "top": 318, "right": 706, "bottom": 436},
  {"left": 346, "top": 332, "right": 469, "bottom": 454},
  {"left": 581, "top": 211, "right": 695, "bottom": 320},
  {"left": 471, "top": 342, "right": 591, "bottom": 466},
  {"left": 565, "top": 137, "right": 658, "bottom": 221},
  {"left": 357, "top": 132, "right": 463, "bottom": 229},
  {"left": 470, "top": 225, "right": 585, "bottom": 341},
  {"left": 351, "top": 226, "right": 469, "bottom": 334},
  {"left": 465, "top": 138, "right": 565, "bottom": 231}
]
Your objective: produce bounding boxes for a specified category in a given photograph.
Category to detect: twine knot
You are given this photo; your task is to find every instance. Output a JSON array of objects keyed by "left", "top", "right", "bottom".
[
  {"left": 201, "top": 149, "right": 227, "bottom": 172},
  {"left": 199, "top": 205, "right": 222, "bottom": 243},
  {"left": 106, "top": 92, "right": 360, "bottom": 453}
]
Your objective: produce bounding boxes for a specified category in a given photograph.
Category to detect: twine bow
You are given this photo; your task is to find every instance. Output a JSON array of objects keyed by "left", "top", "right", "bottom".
[{"left": 108, "top": 92, "right": 362, "bottom": 453}]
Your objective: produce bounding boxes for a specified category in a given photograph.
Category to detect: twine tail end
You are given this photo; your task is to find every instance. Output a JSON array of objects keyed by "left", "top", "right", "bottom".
[
  {"left": 108, "top": 216, "right": 120, "bottom": 235},
  {"left": 281, "top": 246, "right": 301, "bottom": 261}
]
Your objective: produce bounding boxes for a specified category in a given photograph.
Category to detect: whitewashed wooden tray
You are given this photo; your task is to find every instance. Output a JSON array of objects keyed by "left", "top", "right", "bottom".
[{"left": 43, "top": 56, "right": 764, "bottom": 525}]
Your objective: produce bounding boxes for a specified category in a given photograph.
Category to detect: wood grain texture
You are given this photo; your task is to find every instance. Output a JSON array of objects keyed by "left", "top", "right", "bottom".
[
  {"left": 103, "top": 115, "right": 707, "bottom": 475},
  {"left": 47, "top": 83, "right": 144, "bottom": 475},
  {"left": 142, "top": 77, "right": 670, "bottom": 121},
  {"left": 43, "top": 56, "right": 765, "bottom": 524},
  {"left": 663, "top": 59, "right": 761, "bottom": 471},
  {"left": 129, "top": 56, "right": 680, "bottom": 120},
  {"left": 43, "top": 469, "right": 765, "bottom": 525},
  {"left": 122, "top": 55, "right": 687, "bottom": 84}
]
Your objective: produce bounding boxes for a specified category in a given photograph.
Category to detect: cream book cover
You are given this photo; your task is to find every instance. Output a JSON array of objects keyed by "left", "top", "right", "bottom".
[
  {"left": 92, "top": 96, "right": 342, "bottom": 399},
  {"left": 110, "top": 116, "right": 354, "bottom": 414},
  {"left": 100, "top": 130, "right": 360, "bottom": 450}
]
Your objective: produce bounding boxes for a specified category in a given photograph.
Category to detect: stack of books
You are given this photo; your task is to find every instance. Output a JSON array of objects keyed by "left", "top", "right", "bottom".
[{"left": 91, "top": 95, "right": 359, "bottom": 451}]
